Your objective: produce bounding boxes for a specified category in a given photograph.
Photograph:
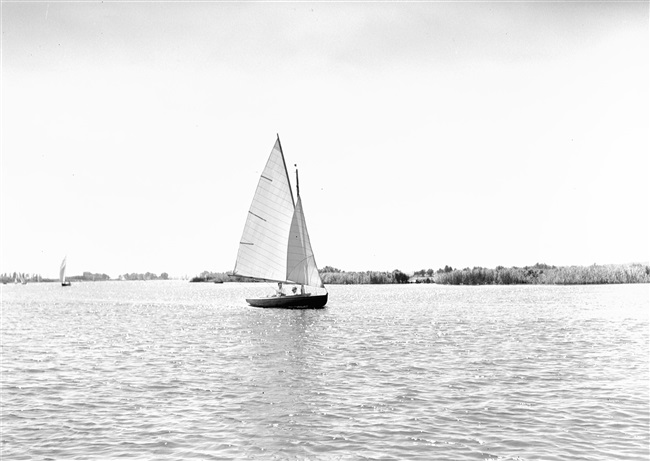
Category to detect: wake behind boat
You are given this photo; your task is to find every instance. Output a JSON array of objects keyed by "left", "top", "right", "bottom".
[{"left": 233, "top": 135, "right": 328, "bottom": 309}]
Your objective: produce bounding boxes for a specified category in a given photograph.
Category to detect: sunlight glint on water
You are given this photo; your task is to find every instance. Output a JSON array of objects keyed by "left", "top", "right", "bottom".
[{"left": 2, "top": 282, "right": 648, "bottom": 460}]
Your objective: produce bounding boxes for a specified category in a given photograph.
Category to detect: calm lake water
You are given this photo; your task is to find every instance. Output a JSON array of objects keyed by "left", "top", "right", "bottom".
[{"left": 2, "top": 281, "right": 648, "bottom": 460}]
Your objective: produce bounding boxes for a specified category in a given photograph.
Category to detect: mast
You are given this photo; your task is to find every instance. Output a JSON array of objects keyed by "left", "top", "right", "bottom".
[
  {"left": 295, "top": 165, "right": 300, "bottom": 198},
  {"left": 286, "top": 191, "right": 325, "bottom": 289},
  {"left": 277, "top": 133, "right": 295, "bottom": 207}
]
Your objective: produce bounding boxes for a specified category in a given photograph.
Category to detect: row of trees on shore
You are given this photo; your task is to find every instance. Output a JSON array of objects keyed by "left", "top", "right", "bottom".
[
  {"left": 316, "top": 263, "right": 649, "bottom": 285},
  {"left": 190, "top": 263, "right": 650, "bottom": 285},
  {"left": 428, "top": 263, "right": 650, "bottom": 285},
  {"left": 189, "top": 268, "right": 412, "bottom": 284},
  {"left": 70, "top": 272, "right": 111, "bottom": 282},
  {"left": 318, "top": 266, "right": 410, "bottom": 284},
  {"left": 1, "top": 271, "right": 167, "bottom": 283},
  {"left": 119, "top": 272, "right": 169, "bottom": 281},
  {"left": 5, "top": 264, "right": 649, "bottom": 286},
  {"left": 0, "top": 272, "right": 42, "bottom": 284},
  {"left": 1, "top": 271, "right": 112, "bottom": 283},
  {"left": 189, "top": 271, "right": 237, "bottom": 283}
]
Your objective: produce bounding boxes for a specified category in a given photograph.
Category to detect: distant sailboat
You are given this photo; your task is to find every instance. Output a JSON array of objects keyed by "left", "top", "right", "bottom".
[
  {"left": 232, "top": 135, "right": 328, "bottom": 309},
  {"left": 60, "top": 257, "right": 71, "bottom": 286}
]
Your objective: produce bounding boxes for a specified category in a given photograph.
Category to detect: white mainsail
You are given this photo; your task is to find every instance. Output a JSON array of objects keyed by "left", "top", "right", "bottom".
[
  {"left": 234, "top": 136, "right": 325, "bottom": 291},
  {"left": 60, "top": 257, "right": 67, "bottom": 283},
  {"left": 287, "top": 196, "right": 324, "bottom": 288},
  {"left": 233, "top": 138, "right": 296, "bottom": 282}
]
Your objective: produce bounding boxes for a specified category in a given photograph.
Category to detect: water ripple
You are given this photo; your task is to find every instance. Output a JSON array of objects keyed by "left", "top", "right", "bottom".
[{"left": 2, "top": 282, "right": 648, "bottom": 460}]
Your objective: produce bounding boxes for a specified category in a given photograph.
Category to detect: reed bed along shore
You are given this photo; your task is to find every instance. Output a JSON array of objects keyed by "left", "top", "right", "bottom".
[
  {"left": 319, "top": 263, "right": 650, "bottom": 285},
  {"left": 195, "top": 263, "right": 650, "bottom": 285},
  {"left": 430, "top": 263, "right": 650, "bottom": 285}
]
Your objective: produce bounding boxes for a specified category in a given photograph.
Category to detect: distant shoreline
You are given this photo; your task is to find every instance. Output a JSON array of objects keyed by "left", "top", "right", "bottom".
[
  {"left": 4, "top": 263, "right": 649, "bottom": 286},
  {"left": 187, "top": 263, "right": 650, "bottom": 286},
  {"left": 417, "top": 263, "right": 650, "bottom": 286}
]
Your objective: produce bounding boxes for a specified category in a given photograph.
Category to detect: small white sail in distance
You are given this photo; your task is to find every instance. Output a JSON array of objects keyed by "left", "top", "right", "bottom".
[{"left": 60, "top": 256, "right": 67, "bottom": 283}]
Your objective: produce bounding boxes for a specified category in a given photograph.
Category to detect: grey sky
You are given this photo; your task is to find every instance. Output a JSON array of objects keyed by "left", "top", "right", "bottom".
[{"left": 2, "top": 1, "right": 648, "bottom": 277}]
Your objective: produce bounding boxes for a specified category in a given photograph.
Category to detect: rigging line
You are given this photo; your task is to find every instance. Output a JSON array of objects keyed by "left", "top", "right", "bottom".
[
  {"left": 289, "top": 255, "right": 326, "bottom": 290},
  {"left": 287, "top": 255, "right": 322, "bottom": 280}
]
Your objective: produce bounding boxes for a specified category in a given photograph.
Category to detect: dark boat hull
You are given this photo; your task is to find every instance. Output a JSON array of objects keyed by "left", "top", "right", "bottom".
[
  {"left": 246, "top": 292, "right": 328, "bottom": 309},
  {"left": 61, "top": 282, "right": 71, "bottom": 287}
]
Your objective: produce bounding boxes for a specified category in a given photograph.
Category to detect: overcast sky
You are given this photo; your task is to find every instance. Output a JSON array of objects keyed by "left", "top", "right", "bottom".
[{"left": 1, "top": 1, "right": 648, "bottom": 279}]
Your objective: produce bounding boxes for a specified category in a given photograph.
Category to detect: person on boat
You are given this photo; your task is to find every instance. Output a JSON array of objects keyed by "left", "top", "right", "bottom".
[
  {"left": 300, "top": 285, "right": 305, "bottom": 295},
  {"left": 292, "top": 286, "right": 297, "bottom": 295},
  {"left": 275, "top": 282, "right": 285, "bottom": 297}
]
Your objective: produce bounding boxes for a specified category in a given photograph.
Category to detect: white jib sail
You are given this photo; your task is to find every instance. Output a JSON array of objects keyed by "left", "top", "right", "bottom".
[
  {"left": 234, "top": 138, "right": 296, "bottom": 282},
  {"left": 60, "top": 257, "right": 67, "bottom": 283},
  {"left": 286, "top": 196, "right": 324, "bottom": 288}
]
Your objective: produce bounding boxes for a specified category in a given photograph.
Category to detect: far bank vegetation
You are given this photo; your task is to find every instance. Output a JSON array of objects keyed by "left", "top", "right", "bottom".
[
  {"left": 409, "top": 263, "right": 649, "bottom": 285},
  {"left": 190, "top": 268, "right": 410, "bottom": 284},
  {"left": 192, "top": 263, "right": 649, "bottom": 285},
  {"left": 318, "top": 263, "right": 649, "bottom": 285}
]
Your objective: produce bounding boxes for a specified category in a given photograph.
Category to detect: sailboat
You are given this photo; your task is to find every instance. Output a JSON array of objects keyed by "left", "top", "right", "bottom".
[
  {"left": 60, "top": 257, "right": 71, "bottom": 286},
  {"left": 232, "top": 135, "right": 328, "bottom": 309}
]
